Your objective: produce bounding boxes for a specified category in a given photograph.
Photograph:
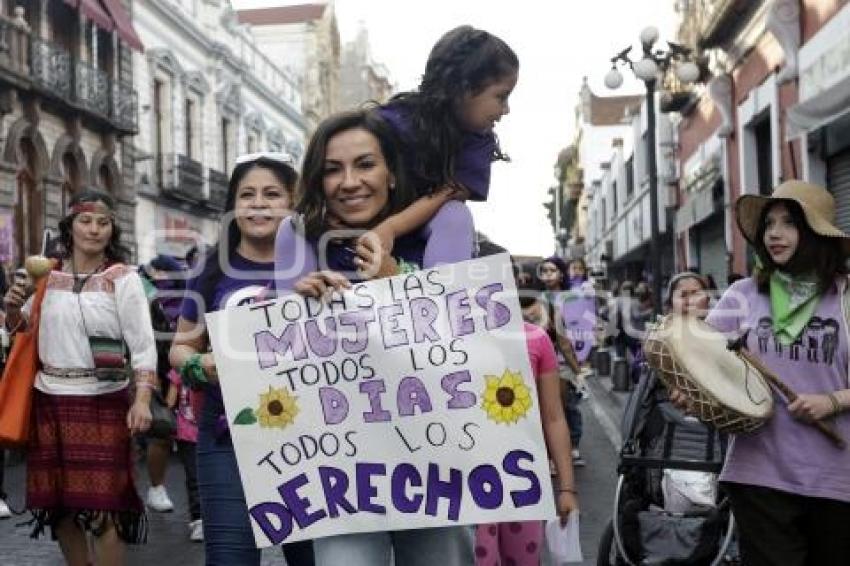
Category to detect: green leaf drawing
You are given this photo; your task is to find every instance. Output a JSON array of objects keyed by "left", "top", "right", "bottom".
[{"left": 234, "top": 407, "right": 257, "bottom": 425}]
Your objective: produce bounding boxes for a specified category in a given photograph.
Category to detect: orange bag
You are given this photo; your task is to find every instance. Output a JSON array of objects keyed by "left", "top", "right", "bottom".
[{"left": 0, "top": 273, "right": 51, "bottom": 447}]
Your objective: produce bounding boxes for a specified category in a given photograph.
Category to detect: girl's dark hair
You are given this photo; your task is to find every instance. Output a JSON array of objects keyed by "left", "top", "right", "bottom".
[
  {"left": 195, "top": 158, "right": 298, "bottom": 312},
  {"left": 297, "top": 109, "right": 414, "bottom": 240},
  {"left": 754, "top": 200, "right": 848, "bottom": 294},
  {"left": 58, "top": 189, "right": 129, "bottom": 263},
  {"left": 539, "top": 256, "right": 569, "bottom": 291},
  {"left": 388, "top": 25, "right": 518, "bottom": 193}
]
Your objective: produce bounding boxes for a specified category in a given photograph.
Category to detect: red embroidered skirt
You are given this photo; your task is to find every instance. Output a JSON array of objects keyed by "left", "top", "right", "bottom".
[{"left": 26, "top": 389, "right": 146, "bottom": 543}]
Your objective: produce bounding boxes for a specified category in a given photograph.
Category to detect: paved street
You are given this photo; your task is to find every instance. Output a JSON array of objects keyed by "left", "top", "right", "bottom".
[{"left": 0, "top": 375, "right": 626, "bottom": 565}]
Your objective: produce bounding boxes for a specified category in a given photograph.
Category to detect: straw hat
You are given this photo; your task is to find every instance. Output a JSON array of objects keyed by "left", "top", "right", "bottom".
[{"left": 735, "top": 180, "right": 850, "bottom": 249}]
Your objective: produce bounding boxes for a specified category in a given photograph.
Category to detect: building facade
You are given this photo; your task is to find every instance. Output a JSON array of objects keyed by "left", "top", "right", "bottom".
[
  {"left": 674, "top": 0, "right": 850, "bottom": 283},
  {"left": 0, "top": 0, "right": 141, "bottom": 271},
  {"left": 552, "top": 79, "right": 642, "bottom": 270},
  {"left": 338, "top": 25, "right": 393, "bottom": 111},
  {"left": 237, "top": 2, "right": 339, "bottom": 130},
  {"left": 132, "top": 0, "right": 306, "bottom": 262},
  {"left": 572, "top": 78, "right": 680, "bottom": 288}
]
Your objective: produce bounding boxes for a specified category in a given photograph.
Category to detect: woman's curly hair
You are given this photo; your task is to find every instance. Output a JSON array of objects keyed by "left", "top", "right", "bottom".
[{"left": 389, "top": 25, "right": 518, "bottom": 193}]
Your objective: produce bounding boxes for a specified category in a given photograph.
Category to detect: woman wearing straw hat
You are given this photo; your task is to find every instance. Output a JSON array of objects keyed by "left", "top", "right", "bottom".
[{"left": 671, "top": 180, "right": 850, "bottom": 565}]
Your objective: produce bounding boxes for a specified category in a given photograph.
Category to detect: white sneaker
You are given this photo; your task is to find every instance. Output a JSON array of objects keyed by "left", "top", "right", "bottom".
[
  {"left": 0, "top": 498, "right": 11, "bottom": 519},
  {"left": 146, "top": 485, "right": 174, "bottom": 512},
  {"left": 189, "top": 519, "right": 204, "bottom": 542}
]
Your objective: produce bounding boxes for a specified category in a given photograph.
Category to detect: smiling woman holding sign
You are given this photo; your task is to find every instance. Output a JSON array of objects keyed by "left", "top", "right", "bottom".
[
  {"left": 168, "top": 154, "right": 315, "bottom": 565},
  {"left": 273, "top": 110, "right": 476, "bottom": 565}
]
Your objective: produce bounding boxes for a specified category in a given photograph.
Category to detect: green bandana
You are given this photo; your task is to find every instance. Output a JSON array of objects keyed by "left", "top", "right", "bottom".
[{"left": 769, "top": 271, "right": 821, "bottom": 345}]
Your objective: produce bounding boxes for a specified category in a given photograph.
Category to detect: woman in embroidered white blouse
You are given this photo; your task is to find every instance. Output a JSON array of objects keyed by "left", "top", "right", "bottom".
[{"left": 3, "top": 190, "right": 157, "bottom": 566}]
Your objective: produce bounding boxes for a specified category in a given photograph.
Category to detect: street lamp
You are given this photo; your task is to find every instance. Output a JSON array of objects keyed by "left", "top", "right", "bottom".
[{"left": 604, "top": 27, "right": 699, "bottom": 316}]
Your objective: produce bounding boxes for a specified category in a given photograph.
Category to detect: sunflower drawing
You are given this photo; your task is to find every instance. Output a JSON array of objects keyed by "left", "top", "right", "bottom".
[
  {"left": 481, "top": 369, "right": 533, "bottom": 425},
  {"left": 233, "top": 386, "right": 299, "bottom": 429}
]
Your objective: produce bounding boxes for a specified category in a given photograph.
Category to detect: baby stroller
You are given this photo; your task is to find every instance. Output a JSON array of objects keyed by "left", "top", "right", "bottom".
[{"left": 596, "top": 364, "right": 738, "bottom": 565}]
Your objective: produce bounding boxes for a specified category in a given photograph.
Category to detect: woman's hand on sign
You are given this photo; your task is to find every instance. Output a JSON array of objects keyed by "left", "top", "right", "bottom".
[
  {"left": 557, "top": 491, "right": 579, "bottom": 524},
  {"left": 354, "top": 234, "right": 397, "bottom": 279},
  {"left": 294, "top": 271, "right": 352, "bottom": 300},
  {"left": 788, "top": 393, "right": 836, "bottom": 422}
]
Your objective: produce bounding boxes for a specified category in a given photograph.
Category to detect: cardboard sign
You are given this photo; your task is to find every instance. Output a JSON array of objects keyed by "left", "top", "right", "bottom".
[{"left": 206, "top": 254, "right": 555, "bottom": 547}]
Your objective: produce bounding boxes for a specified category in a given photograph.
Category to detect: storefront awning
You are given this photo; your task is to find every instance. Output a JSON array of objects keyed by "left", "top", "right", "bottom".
[
  {"left": 62, "top": 0, "right": 144, "bottom": 52},
  {"left": 101, "top": 0, "right": 144, "bottom": 52},
  {"left": 787, "top": 75, "right": 850, "bottom": 139},
  {"left": 62, "top": 0, "right": 113, "bottom": 31}
]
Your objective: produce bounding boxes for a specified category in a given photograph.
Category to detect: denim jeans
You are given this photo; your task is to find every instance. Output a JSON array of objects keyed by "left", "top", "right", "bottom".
[
  {"left": 314, "top": 525, "right": 474, "bottom": 566},
  {"left": 197, "top": 409, "right": 314, "bottom": 565},
  {"left": 564, "top": 383, "right": 583, "bottom": 448}
]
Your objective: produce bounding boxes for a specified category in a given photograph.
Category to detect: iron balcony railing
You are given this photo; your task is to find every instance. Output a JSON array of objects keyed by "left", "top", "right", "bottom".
[
  {"left": 0, "top": 10, "right": 138, "bottom": 132},
  {"left": 75, "top": 58, "right": 110, "bottom": 115},
  {"left": 207, "top": 168, "right": 228, "bottom": 211},
  {"left": 160, "top": 153, "right": 205, "bottom": 203},
  {"left": 30, "top": 35, "right": 72, "bottom": 100},
  {"left": 111, "top": 79, "right": 138, "bottom": 132}
]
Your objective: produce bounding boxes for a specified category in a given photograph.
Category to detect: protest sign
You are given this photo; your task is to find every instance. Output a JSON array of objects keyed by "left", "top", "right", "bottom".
[{"left": 205, "top": 253, "right": 555, "bottom": 547}]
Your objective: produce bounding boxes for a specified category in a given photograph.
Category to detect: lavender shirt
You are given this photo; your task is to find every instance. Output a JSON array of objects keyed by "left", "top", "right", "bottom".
[
  {"left": 706, "top": 277, "right": 850, "bottom": 502},
  {"left": 377, "top": 103, "right": 495, "bottom": 201}
]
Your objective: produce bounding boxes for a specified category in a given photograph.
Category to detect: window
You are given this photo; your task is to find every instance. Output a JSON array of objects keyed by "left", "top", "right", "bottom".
[
  {"left": 611, "top": 180, "right": 618, "bottom": 216},
  {"left": 626, "top": 156, "right": 634, "bottom": 199},
  {"left": 221, "top": 117, "right": 232, "bottom": 173},
  {"left": 154, "top": 79, "right": 166, "bottom": 186},
  {"left": 247, "top": 130, "right": 259, "bottom": 153},
  {"left": 754, "top": 117, "right": 772, "bottom": 196},
  {"left": 151, "top": 75, "right": 173, "bottom": 187},
  {"left": 601, "top": 199, "right": 607, "bottom": 230},
  {"left": 185, "top": 98, "right": 195, "bottom": 159}
]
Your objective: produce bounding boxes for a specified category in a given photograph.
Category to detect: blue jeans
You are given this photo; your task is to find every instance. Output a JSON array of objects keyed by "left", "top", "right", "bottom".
[
  {"left": 197, "top": 409, "right": 314, "bottom": 565},
  {"left": 564, "top": 383, "right": 583, "bottom": 448},
  {"left": 314, "top": 526, "right": 474, "bottom": 566}
]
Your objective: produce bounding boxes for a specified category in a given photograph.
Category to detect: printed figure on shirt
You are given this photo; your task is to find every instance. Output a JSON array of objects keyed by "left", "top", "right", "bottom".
[
  {"left": 790, "top": 332, "right": 804, "bottom": 361},
  {"left": 823, "top": 319, "right": 839, "bottom": 365},
  {"left": 756, "top": 317, "right": 772, "bottom": 354},
  {"left": 805, "top": 316, "right": 823, "bottom": 364}
]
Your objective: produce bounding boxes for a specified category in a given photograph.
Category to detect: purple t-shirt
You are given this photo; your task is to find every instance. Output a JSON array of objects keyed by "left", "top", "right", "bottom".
[
  {"left": 377, "top": 103, "right": 495, "bottom": 201},
  {"left": 706, "top": 277, "right": 850, "bottom": 502},
  {"left": 180, "top": 253, "right": 274, "bottom": 322}
]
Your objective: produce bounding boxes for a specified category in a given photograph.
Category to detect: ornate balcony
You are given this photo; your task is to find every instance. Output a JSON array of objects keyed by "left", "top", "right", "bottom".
[
  {"left": 160, "top": 153, "right": 205, "bottom": 203},
  {"left": 30, "top": 35, "right": 72, "bottom": 100},
  {"left": 75, "top": 59, "right": 110, "bottom": 116},
  {"left": 207, "top": 168, "right": 229, "bottom": 212},
  {"left": 699, "top": 0, "right": 764, "bottom": 49},
  {"left": 1, "top": 30, "right": 137, "bottom": 133},
  {"left": 111, "top": 79, "right": 137, "bottom": 133}
]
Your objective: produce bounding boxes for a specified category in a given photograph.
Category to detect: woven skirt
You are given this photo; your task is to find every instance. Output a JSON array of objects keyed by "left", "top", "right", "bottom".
[{"left": 26, "top": 389, "right": 146, "bottom": 543}]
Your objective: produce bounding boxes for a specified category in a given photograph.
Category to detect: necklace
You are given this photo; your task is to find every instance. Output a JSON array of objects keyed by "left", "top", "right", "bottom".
[{"left": 71, "top": 258, "right": 107, "bottom": 294}]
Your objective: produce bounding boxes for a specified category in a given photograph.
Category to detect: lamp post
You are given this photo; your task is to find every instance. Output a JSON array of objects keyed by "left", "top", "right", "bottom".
[{"left": 604, "top": 27, "right": 700, "bottom": 316}]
